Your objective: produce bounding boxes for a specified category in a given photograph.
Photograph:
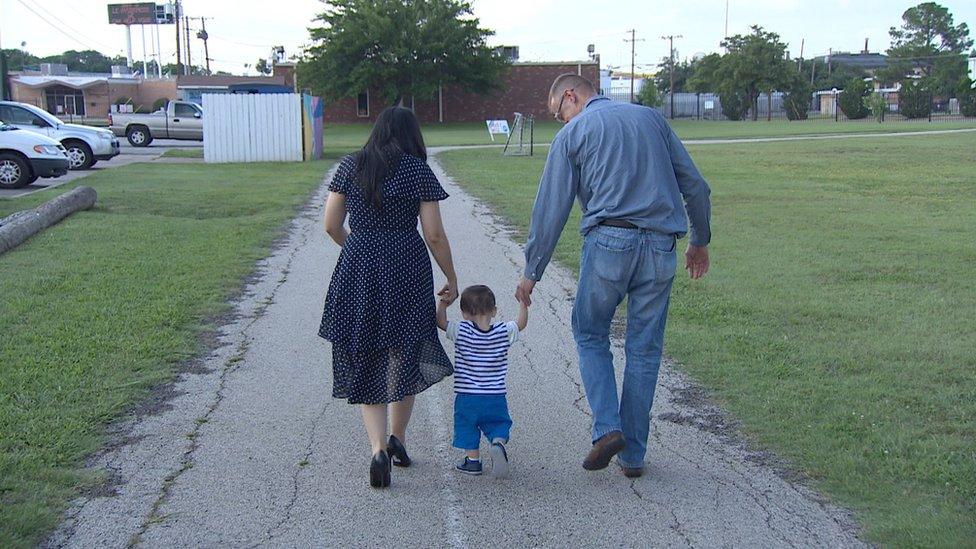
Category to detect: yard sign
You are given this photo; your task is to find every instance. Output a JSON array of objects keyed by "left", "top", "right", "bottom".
[{"left": 485, "top": 119, "right": 510, "bottom": 142}]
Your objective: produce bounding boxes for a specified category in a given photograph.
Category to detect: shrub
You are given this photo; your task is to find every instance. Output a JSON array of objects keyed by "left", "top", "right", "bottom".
[
  {"left": 113, "top": 96, "right": 132, "bottom": 105},
  {"left": 152, "top": 97, "right": 170, "bottom": 111},
  {"left": 898, "top": 80, "right": 932, "bottom": 119},
  {"left": 720, "top": 91, "right": 752, "bottom": 121},
  {"left": 958, "top": 79, "right": 976, "bottom": 118},
  {"left": 838, "top": 78, "right": 870, "bottom": 119},
  {"left": 636, "top": 81, "right": 662, "bottom": 108},
  {"left": 783, "top": 77, "right": 812, "bottom": 121},
  {"left": 863, "top": 93, "right": 887, "bottom": 123}
]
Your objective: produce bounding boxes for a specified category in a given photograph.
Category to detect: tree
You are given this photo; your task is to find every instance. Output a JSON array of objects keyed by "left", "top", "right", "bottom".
[
  {"left": 959, "top": 78, "right": 976, "bottom": 117},
  {"left": 838, "top": 77, "right": 871, "bottom": 119},
  {"left": 782, "top": 72, "right": 812, "bottom": 120},
  {"left": 255, "top": 58, "right": 272, "bottom": 75},
  {"left": 863, "top": 92, "right": 887, "bottom": 122},
  {"left": 797, "top": 58, "right": 869, "bottom": 91},
  {"left": 1, "top": 48, "right": 40, "bottom": 71},
  {"left": 879, "top": 2, "right": 973, "bottom": 97},
  {"left": 38, "top": 50, "right": 127, "bottom": 73},
  {"left": 654, "top": 55, "right": 696, "bottom": 94},
  {"left": 685, "top": 27, "right": 792, "bottom": 120},
  {"left": 636, "top": 80, "right": 662, "bottom": 107},
  {"left": 299, "top": 0, "right": 509, "bottom": 106},
  {"left": 898, "top": 79, "right": 932, "bottom": 118}
]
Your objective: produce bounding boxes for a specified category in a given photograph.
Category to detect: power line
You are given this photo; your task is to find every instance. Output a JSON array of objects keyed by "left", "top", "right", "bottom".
[
  {"left": 14, "top": 0, "right": 98, "bottom": 51},
  {"left": 17, "top": 0, "right": 118, "bottom": 53}
]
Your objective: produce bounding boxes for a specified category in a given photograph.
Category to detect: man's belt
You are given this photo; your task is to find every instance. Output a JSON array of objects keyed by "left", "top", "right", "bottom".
[{"left": 599, "top": 218, "right": 639, "bottom": 229}]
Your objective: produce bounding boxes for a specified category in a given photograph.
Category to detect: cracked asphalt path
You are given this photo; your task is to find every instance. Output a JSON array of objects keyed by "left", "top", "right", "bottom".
[{"left": 46, "top": 157, "right": 866, "bottom": 548}]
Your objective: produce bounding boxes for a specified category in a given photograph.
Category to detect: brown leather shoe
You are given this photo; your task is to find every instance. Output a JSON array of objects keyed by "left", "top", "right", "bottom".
[
  {"left": 582, "top": 431, "right": 626, "bottom": 471},
  {"left": 620, "top": 464, "right": 644, "bottom": 478}
]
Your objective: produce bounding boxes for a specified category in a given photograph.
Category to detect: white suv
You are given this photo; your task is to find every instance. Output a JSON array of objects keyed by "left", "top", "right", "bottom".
[
  {"left": 0, "top": 122, "right": 70, "bottom": 189},
  {"left": 0, "top": 101, "right": 120, "bottom": 170}
]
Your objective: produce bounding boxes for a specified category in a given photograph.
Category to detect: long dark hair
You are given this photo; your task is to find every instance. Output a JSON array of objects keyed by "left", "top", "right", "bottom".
[{"left": 354, "top": 107, "right": 427, "bottom": 210}]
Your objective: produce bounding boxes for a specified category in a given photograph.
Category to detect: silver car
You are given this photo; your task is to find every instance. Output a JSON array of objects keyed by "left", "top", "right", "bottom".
[{"left": 0, "top": 101, "right": 120, "bottom": 170}]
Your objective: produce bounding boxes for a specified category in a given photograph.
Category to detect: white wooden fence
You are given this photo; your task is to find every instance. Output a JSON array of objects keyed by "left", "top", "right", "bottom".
[{"left": 202, "top": 93, "right": 303, "bottom": 163}]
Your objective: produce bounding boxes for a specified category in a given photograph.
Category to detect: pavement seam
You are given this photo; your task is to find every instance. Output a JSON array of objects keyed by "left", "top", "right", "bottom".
[
  {"left": 259, "top": 398, "right": 333, "bottom": 546},
  {"left": 127, "top": 176, "right": 328, "bottom": 547}
]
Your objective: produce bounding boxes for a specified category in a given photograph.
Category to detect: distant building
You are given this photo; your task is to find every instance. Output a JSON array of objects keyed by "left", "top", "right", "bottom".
[
  {"left": 816, "top": 52, "right": 888, "bottom": 75},
  {"left": 7, "top": 63, "right": 297, "bottom": 119},
  {"left": 323, "top": 60, "right": 600, "bottom": 124}
]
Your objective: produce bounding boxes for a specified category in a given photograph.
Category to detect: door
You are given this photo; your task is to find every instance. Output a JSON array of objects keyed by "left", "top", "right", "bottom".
[
  {"left": 170, "top": 102, "right": 202, "bottom": 139},
  {"left": 0, "top": 104, "right": 54, "bottom": 138}
]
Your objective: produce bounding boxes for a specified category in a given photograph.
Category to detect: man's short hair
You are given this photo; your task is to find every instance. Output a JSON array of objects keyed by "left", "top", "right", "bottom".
[
  {"left": 549, "top": 73, "right": 596, "bottom": 99},
  {"left": 460, "top": 285, "right": 496, "bottom": 315}
]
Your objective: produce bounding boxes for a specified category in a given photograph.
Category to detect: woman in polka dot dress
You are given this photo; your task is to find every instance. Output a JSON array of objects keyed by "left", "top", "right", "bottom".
[{"left": 319, "top": 107, "right": 458, "bottom": 488}]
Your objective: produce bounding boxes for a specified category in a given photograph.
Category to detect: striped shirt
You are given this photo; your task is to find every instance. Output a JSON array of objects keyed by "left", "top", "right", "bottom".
[{"left": 446, "top": 320, "right": 520, "bottom": 395}]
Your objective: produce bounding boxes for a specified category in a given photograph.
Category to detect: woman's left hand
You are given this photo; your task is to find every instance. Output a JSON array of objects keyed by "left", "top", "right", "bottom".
[{"left": 438, "top": 281, "right": 458, "bottom": 305}]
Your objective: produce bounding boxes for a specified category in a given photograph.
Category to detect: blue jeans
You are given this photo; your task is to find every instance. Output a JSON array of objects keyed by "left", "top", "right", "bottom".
[
  {"left": 572, "top": 225, "right": 676, "bottom": 468},
  {"left": 453, "top": 393, "right": 513, "bottom": 450}
]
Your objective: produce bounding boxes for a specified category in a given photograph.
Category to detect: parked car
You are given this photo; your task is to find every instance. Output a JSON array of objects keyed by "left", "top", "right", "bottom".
[
  {"left": 0, "top": 101, "right": 120, "bottom": 170},
  {"left": 109, "top": 100, "right": 203, "bottom": 147},
  {"left": 0, "top": 122, "right": 70, "bottom": 189}
]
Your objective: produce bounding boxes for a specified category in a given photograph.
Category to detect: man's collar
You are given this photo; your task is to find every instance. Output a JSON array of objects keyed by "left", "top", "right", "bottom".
[{"left": 584, "top": 95, "right": 610, "bottom": 109}]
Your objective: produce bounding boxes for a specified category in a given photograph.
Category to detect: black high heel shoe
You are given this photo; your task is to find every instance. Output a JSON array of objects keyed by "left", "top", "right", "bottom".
[
  {"left": 387, "top": 435, "right": 412, "bottom": 467},
  {"left": 369, "top": 450, "right": 391, "bottom": 488}
]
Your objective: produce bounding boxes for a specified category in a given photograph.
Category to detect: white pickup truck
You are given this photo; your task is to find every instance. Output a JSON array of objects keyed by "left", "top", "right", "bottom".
[{"left": 109, "top": 101, "right": 203, "bottom": 147}]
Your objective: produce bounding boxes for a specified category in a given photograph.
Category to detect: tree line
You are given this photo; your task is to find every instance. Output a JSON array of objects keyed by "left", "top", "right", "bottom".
[{"left": 638, "top": 2, "right": 975, "bottom": 120}]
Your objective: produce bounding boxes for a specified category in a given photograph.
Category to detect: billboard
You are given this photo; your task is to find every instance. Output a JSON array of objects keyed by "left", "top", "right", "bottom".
[{"left": 108, "top": 3, "right": 157, "bottom": 25}]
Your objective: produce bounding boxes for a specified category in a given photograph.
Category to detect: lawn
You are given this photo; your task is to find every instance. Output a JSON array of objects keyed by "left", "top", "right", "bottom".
[
  {"left": 437, "top": 133, "right": 976, "bottom": 547},
  {"left": 323, "top": 116, "right": 976, "bottom": 152},
  {"left": 0, "top": 161, "right": 327, "bottom": 547}
]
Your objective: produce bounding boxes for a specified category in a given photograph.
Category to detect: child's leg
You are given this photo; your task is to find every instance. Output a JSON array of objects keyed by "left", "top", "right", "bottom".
[
  {"left": 453, "top": 394, "right": 481, "bottom": 457},
  {"left": 477, "top": 395, "right": 513, "bottom": 443}
]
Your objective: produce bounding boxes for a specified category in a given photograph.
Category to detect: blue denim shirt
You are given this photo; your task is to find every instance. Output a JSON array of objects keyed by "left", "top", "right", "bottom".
[{"left": 523, "top": 95, "right": 712, "bottom": 281}]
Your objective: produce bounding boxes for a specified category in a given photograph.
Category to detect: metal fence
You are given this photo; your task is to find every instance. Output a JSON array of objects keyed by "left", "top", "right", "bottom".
[{"left": 604, "top": 91, "right": 974, "bottom": 123}]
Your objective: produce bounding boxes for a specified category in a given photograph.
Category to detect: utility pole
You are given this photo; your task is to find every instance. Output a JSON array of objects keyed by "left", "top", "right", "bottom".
[
  {"left": 724, "top": 0, "right": 730, "bottom": 42},
  {"left": 175, "top": 0, "right": 182, "bottom": 75},
  {"left": 184, "top": 15, "right": 192, "bottom": 75},
  {"left": 624, "top": 30, "right": 645, "bottom": 103},
  {"left": 196, "top": 18, "right": 211, "bottom": 74},
  {"left": 798, "top": 38, "right": 804, "bottom": 71},
  {"left": 661, "top": 34, "right": 682, "bottom": 119}
]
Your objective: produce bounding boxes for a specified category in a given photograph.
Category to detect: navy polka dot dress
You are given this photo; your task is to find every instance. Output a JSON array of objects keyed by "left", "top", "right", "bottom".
[{"left": 319, "top": 153, "right": 454, "bottom": 405}]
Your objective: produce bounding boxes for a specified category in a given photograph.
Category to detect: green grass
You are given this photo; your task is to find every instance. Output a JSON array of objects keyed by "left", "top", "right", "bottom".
[
  {"left": 160, "top": 148, "right": 204, "bottom": 158},
  {"left": 437, "top": 133, "right": 976, "bottom": 547},
  {"left": 322, "top": 117, "right": 976, "bottom": 152},
  {"left": 0, "top": 161, "right": 327, "bottom": 548}
]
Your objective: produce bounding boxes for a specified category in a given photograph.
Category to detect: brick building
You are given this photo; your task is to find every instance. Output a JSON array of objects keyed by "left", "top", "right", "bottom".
[{"left": 323, "top": 60, "right": 600, "bottom": 124}]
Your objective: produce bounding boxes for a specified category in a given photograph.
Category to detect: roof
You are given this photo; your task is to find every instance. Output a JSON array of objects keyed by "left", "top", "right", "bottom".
[
  {"left": 818, "top": 53, "right": 888, "bottom": 70},
  {"left": 512, "top": 60, "right": 599, "bottom": 67},
  {"left": 12, "top": 75, "right": 114, "bottom": 89},
  {"left": 177, "top": 74, "right": 292, "bottom": 89}
]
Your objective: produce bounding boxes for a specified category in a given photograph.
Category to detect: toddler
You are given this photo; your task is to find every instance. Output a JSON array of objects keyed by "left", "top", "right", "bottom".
[{"left": 437, "top": 284, "right": 528, "bottom": 478}]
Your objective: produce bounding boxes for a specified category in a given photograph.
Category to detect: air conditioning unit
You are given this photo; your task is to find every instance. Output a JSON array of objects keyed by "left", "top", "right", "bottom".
[{"left": 40, "top": 63, "right": 69, "bottom": 76}]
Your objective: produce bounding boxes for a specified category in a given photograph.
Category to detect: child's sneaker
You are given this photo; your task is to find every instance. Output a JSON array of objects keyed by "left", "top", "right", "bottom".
[
  {"left": 489, "top": 438, "right": 509, "bottom": 479},
  {"left": 455, "top": 457, "right": 483, "bottom": 475}
]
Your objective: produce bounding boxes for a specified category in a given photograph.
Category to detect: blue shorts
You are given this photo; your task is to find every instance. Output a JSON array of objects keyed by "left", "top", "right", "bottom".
[{"left": 452, "top": 393, "right": 512, "bottom": 451}]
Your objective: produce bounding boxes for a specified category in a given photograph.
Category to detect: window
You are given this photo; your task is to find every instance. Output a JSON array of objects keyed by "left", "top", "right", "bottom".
[
  {"left": 357, "top": 91, "right": 369, "bottom": 117},
  {"left": 174, "top": 103, "right": 198, "bottom": 117},
  {"left": 0, "top": 105, "right": 47, "bottom": 127},
  {"left": 44, "top": 85, "right": 85, "bottom": 117}
]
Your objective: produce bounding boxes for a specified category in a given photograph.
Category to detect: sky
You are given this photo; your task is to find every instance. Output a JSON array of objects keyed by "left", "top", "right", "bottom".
[{"left": 0, "top": 0, "right": 974, "bottom": 75}]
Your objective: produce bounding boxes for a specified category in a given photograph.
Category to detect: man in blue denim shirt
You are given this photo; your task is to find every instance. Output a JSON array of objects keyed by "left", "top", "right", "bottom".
[{"left": 515, "top": 74, "right": 712, "bottom": 478}]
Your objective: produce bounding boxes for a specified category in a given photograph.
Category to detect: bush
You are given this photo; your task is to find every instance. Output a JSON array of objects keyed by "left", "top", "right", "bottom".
[
  {"left": 152, "top": 97, "right": 170, "bottom": 112},
  {"left": 783, "top": 77, "right": 812, "bottom": 121},
  {"left": 113, "top": 96, "right": 132, "bottom": 105},
  {"left": 863, "top": 93, "right": 887, "bottom": 123},
  {"left": 636, "top": 81, "right": 662, "bottom": 108},
  {"left": 838, "top": 78, "right": 870, "bottom": 119},
  {"left": 898, "top": 80, "right": 932, "bottom": 119},
  {"left": 720, "top": 91, "right": 752, "bottom": 121},
  {"left": 958, "top": 79, "right": 976, "bottom": 118}
]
